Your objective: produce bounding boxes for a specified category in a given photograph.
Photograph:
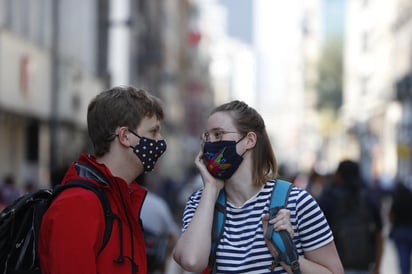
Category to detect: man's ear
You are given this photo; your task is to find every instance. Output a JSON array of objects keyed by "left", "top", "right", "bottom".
[
  {"left": 245, "top": 131, "right": 257, "bottom": 150},
  {"left": 116, "top": 127, "right": 131, "bottom": 147}
]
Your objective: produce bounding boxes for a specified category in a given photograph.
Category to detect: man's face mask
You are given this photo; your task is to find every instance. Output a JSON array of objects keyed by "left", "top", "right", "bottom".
[
  {"left": 202, "top": 136, "right": 245, "bottom": 180},
  {"left": 128, "top": 129, "right": 167, "bottom": 172}
]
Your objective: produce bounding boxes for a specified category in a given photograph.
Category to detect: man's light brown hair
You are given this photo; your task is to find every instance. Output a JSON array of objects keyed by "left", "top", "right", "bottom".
[{"left": 87, "top": 86, "right": 164, "bottom": 157}]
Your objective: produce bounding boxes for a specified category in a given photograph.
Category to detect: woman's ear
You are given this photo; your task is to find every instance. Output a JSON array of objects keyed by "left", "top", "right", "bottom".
[{"left": 245, "top": 131, "right": 257, "bottom": 150}]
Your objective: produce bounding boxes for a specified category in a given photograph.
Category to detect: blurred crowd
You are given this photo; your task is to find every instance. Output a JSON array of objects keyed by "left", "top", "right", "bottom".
[{"left": 0, "top": 175, "right": 36, "bottom": 211}]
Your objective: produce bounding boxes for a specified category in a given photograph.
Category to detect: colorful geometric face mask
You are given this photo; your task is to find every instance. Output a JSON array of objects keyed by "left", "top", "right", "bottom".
[{"left": 202, "top": 137, "right": 245, "bottom": 180}]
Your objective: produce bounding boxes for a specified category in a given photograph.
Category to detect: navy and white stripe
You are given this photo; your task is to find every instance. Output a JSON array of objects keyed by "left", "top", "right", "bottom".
[{"left": 181, "top": 179, "right": 333, "bottom": 274}]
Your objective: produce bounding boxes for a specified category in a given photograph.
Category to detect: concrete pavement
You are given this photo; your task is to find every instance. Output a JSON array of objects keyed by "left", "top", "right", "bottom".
[{"left": 381, "top": 236, "right": 400, "bottom": 274}]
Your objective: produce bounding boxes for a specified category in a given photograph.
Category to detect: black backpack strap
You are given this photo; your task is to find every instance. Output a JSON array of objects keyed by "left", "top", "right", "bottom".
[{"left": 52, "top": 174, "right": 114, "bottom": 254}]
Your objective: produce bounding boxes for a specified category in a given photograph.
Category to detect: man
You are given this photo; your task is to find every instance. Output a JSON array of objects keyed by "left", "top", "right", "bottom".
[{"left": 39, "top": 86, "right": 167, "bottom": 274}]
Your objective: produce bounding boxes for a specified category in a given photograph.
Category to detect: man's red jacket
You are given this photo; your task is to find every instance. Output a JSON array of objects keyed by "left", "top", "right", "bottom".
[{"left": 39, "top": 153, "right": 148, "bottom": 274}]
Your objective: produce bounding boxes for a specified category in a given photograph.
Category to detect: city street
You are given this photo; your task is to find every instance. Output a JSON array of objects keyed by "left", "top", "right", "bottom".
[
  {"left": 380, "top": 197, "right": 401, "bottom": 274},
  {"left": 381, "top": 236, "right": 399, "bottom": 273}
]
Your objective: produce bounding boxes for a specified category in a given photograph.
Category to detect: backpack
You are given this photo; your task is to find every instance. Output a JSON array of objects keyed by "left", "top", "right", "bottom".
[
  {"left": 330, "top": 190, "right": 377, "bottom": 270},
  {"left": 0, "top": 166, "right": 114, "bottom": 274},
  {"left": 205, "top": 179, "right": 301, "bottom": 274}
]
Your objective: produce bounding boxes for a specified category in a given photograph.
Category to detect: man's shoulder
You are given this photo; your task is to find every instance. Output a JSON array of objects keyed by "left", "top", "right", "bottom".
[{"left": 48, "top": 184, "right": 105, "bottom": 214}]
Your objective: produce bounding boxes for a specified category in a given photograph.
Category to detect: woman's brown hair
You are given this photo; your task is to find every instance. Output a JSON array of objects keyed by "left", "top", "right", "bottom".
[{"left": 210, "top": 100, "right": 277, "bottom": 186}]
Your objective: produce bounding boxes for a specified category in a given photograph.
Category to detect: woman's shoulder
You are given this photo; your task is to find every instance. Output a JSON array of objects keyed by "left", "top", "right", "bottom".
[{"left": 267, "top": 179, "right": 312, "bottom": 201}]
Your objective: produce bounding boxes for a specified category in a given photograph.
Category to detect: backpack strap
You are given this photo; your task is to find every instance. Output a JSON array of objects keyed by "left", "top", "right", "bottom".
[
  {"left": 52, "top": 164, "right": 114, "bottom": 254},
  {"left": 265, "top": 179, "right": 301, "bottom": 274},
  {"left": 207, "top": 189, "right": 226, "bottom": 274}
]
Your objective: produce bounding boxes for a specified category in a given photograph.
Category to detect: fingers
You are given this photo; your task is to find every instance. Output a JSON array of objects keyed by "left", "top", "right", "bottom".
[
  {"left": 262, "top": 213, "right": 269, "bottom": 237},
  {"left": 268, "top": 209, "right": 294, "bottom": 239},
  {"left": 262, "top": 214, "right": 280, "bottom": 257},
  {"left": 194, "top": 150, "right": 225, "bottom": 191},
  {"left": 262, "top": 213, "right": 270, "bottom": 223},
  {"left": 194, "top": 150, "right": 204, "bottom": 169}
]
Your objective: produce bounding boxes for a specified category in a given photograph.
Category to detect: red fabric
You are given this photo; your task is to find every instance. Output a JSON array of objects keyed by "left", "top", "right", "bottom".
[
  {"left": 39, "top": 153, "right": 148, "bottom": 274},
  {"left": 202, "top": 266, "right": 211, "bottom": 274}
]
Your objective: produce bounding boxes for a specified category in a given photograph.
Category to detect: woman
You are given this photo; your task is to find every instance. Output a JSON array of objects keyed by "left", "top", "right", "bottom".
[{"left": 173, "top": 100, "right": 343, "bottom": 274}]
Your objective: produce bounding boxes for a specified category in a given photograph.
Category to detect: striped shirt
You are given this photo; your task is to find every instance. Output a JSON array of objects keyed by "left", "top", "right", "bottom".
[{"left": 181, "top": 179, "right": 333, "bottom": 273}]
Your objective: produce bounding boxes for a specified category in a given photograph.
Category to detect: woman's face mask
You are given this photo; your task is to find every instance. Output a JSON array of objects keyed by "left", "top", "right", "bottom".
[{"left": 202, "top": 136, "right": 245, "bottom": 180}]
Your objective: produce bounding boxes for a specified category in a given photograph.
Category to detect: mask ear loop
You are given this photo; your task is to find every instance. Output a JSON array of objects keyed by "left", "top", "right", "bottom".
[
  {"left": 111, "top": 127, "right": 130, "bottom": 142},
  {"left": 235, "top": 134, "right": 247, "bottom": 144},
  {"left": 107, "top": 132, "right": 118, "bottom": 142},
  {"left": 236, "top": 133, "right": 251, "bottom": 157},
  {"left": 127, "top": 128, "right": 143, "bottom": 140}
]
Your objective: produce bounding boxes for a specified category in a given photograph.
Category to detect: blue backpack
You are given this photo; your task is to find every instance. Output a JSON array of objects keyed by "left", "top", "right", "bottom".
[{"left": 207, "top": 179, "right": 301, "bottom": 274}]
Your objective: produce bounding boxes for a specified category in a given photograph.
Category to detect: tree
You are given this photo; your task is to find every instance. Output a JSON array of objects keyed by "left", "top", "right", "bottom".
[{"left": 316, "top": 37, "right": 343, "bottom": 115}]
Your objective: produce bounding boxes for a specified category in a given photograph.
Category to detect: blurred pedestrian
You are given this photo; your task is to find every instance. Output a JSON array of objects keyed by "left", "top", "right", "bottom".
[
  {"left": 39, "top": 86, "right": 168, "bottom": 274},
  {"left": 23, "top": 179, "right": 37, "bottom": 193},
  {"left": 173, "top": 100, "right": 343, "bottom": 274},
  {"left": 50, "top": 165, "right": 69, "bottom": 187},
  {"left": 306, "top": 169, "right": 327, "bottom": 200},
  {"left": 138, "top": 174, "right": 181, "bottom": 274},
  {"left": 318, "top": 160, "right": 383, "bottom": 274},
  {"left": 0, "top": 175, "right": 21, "bottom": 207},
  {"left": 389, "top": 178, "right": 412, "bottom": 274},
  {"left": 141, "top": 189, "right": 180, "bottom": 274}
]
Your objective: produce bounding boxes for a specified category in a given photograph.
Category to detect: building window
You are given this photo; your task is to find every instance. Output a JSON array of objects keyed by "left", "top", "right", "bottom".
[
  {"left": 362, "top": 31, "right": 369, "bottom": 53},
  {"left": 5, "top": 0, "right": 14, "bottom": 29},
  {"left": 26, "top": 122, "right": 39, "bottom": 162}
]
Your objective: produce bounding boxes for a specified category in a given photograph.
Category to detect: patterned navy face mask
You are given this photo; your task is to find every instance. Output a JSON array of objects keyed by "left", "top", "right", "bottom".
[
  {"left": 202, "top": 136, "right": 245, "bottom": 180},
  {"left": 128, "top": 129, "right": 167, "bottom": 172}
]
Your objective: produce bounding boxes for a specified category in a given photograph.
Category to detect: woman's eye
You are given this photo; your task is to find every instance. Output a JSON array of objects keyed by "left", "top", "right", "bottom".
[{"left": 214, "top": 132, "right": 222, "bottom": 139}]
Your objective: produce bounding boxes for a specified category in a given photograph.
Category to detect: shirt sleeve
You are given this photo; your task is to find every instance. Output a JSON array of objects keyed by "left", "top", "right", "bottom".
[
  {"left": 181, "top": 188, "right": 203, "bottom": 232},
  {"left": 294, "top": 188, "right": 334, "bottom": 251}
]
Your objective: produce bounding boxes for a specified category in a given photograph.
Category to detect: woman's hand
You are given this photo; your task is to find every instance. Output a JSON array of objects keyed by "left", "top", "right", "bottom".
[
  {"left": 270, "top": 208, "right": 293, "bottom": 238},
  {"left": 194, "top": 149, "right": 224, "bottom": 192},
  {"left": 262, "top": 208, "right": 294, "bottom": 259},
  {"left": 263, "top": 209, "right": 293, "bottom": 238}
]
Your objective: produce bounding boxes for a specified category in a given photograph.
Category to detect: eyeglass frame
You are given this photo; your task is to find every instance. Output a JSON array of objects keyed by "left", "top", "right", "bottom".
[{"left": 201, "top": 129, "right": 240, "bottom": 143}]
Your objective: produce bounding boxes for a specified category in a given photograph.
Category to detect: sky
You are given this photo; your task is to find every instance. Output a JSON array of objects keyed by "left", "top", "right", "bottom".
[
  {"left": 323, "top": 0, "right": 345, "bottom": 37},
  {"left": 217, "top": 0, "right": 254, "bottom": 45},
  {"left": 218, "top": 0, "right": 345, "bottom": 42}
]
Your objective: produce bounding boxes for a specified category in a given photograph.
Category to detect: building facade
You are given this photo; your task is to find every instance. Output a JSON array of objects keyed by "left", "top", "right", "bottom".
[
  {"left": 0, "top": 0, "right": 108, "bottom": 187},
  {"left": 0, "top": 0, "right": 216, "bottom": 189},
  {"left": 343, "top": 0, "right": 405, "bottom": 184}
]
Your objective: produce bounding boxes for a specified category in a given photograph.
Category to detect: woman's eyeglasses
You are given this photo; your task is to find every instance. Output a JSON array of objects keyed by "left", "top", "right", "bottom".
[{"left": 201, "top": 130, "right": 239, "bottom": 143}]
